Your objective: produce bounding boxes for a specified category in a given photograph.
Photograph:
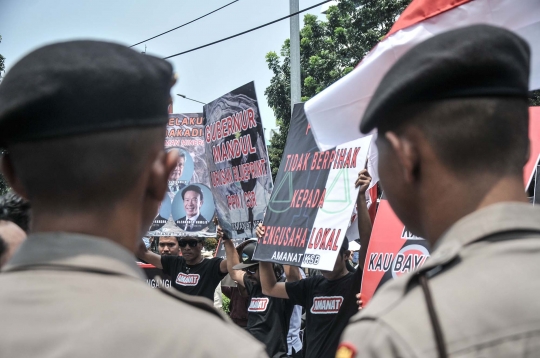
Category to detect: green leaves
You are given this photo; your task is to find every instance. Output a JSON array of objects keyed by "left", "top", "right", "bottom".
[
  {"left": 264, "top": 0, "right": 412, "bottom": 180},
  {"left": 0, "top": 35, "right": 5, "bottom": 80},
  {"left": 530, "top": 90, "right": 540, "bottom": 106}
]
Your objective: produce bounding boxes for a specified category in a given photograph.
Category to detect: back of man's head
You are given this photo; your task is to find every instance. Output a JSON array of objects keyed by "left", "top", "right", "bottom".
[
  {"left": 7, "top": 127, "right": 165, "bottom": 212},
  {"left": 379, "top": 97, "right": 529, "bottom": 177},
  {"left": 363, "top": 25, "right": 531, "bottom": 240},
  {"left": 0, "top": 40, "right": 177, "bottom": 246},
  {"left": 365, "top": 24, "right": 530, "bottom": 179}
]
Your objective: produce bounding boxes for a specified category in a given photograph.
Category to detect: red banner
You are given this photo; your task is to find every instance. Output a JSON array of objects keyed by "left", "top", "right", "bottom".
[
  {"left": 524, "top": 107, "right": 540, "bottom": 190},
  {"left": 361, "top": 200, "right": 431, "bottom": 305}
]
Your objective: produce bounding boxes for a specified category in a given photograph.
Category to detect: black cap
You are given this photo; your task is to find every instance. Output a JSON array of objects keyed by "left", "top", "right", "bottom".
[
  {"left": 0, "top": 40, "right": 174, "bottom": 146},
  {"left": 360, "top": 25, "right": 530, "bottom": 134},
  {"left": 233, "top": 240, "right": 259, "bottom": 270},
  {"left": 340, "top": 239, "right": 349, "bottom": 252}
]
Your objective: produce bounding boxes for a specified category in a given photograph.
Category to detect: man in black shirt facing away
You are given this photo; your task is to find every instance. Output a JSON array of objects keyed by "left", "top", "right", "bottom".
[
  {"left": 258, "top": 170, "right": 373, "bottom": 358},
  {"left": 138, "top": 236, "right": 227, "bottom": 301},
  {"left": 221, "top": 231, "right": 300, "bottom": 358}
]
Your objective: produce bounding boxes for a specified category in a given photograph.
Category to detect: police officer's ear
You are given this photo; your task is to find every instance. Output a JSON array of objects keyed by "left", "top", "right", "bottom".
[
  {"left": 147, "top": 149, "right": 179, "bottom": 201},
  {"left": 0, "top": 152, "right": 29, "bottom": 201},
  {"left": 384, "top": 130, "right": 422, "bottom": 184}
]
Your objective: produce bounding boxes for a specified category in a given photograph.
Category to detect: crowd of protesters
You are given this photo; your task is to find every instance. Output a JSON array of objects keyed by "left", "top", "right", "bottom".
[
  {"left": 1, "top": 24, "right": 540, "bottom": 358},
  {"left": 130, "top": 169, "right": 372, "bottom": 358}
]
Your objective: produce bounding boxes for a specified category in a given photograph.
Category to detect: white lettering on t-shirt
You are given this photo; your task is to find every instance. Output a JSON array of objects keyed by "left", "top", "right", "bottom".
[
  {"left": 248, "top": 297, "right": 269, "bottom": 312},
  {"left": 310, "top": 296, "right": 343, "bottom": 314},
  {"left": 175, "top": 273, "right": 200, "bottom": 286}
]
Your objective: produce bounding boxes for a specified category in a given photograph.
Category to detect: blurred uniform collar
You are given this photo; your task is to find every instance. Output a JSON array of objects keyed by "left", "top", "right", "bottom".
[{"left": 1, "top": 232, "right": 145, "bottom": 280}]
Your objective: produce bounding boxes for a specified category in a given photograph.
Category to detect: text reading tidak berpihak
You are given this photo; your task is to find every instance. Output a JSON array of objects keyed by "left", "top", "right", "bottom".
[{"left": 284, "top": 147, "right": 362, "bottom": 172}]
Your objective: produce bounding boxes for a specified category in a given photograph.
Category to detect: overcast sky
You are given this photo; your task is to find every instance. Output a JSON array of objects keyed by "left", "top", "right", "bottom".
[{"left": 0, "top": 0, "right": 330, "bottom": 132}]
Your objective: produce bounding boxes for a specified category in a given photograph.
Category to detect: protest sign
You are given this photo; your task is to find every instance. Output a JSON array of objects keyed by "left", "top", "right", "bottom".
[
  {"left": 361, "top": 200, "right": 431, "bottom": 305},
  {"left": 214, "top": 237, "right": 245, "bottom": 260},
  {"left": 148, "top": 113, "right": 217, "bottom": 237},
  {"left": 204, "top": 82, "right": 273, "bottom": 240},
  {"left": 252, "top": 103, "right": 372, "bottom": 271}
]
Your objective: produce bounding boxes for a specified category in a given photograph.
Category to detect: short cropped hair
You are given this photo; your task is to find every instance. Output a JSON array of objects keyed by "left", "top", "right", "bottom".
[
  {"left": 181, "top": 185, "right": 203, "bottom": 201},
  {"left": 7, "top": 126, "right": 166, "bottom": 212},
  {"left": 0, "top": 191, "right": 31, "bottom": 232},
  {"left": 0, "top": 235, "right": 7, "bottom": 262},
  {"left": 378, "top": 97, "right": 529, "bottom": 176}
]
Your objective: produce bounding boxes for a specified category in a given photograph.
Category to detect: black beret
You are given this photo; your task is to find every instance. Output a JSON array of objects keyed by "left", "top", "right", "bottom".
[
  {"left": 0, "top": 40, "right": 173, "bottom": 146},
  {"left": 360, "top": 25, "right": 531, "bottom": 134}
]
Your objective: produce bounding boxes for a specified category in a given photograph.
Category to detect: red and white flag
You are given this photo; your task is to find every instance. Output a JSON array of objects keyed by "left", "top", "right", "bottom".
[{"left": 305, "top": 0, "right": 540, "bottom": 151}]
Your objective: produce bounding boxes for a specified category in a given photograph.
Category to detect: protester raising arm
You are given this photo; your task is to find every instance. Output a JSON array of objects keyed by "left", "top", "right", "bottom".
[
  {"left": 253, "top": 223, "right": 294, "bottom": 297},
  {"left": 260, "top": 261, "right": 290, "bottom": 298},
  {"left": 353, "top": 169, "right": 373, "bottom": 311},
  {"left": 355, "top": 169, "right": 373, "bottom": 271},
  {"left": 219, "top": 225, "right": 247, "bottom": 286},
  {"left": 136, "top": 240, "right": 163, "bottom": 269}
]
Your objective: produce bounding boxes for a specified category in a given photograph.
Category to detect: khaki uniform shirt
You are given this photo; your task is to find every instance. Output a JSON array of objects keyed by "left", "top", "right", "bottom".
[
  {"left": 339, "top": 202, "right": 540, "bottom": 357},
  {"left": 0, "top": 232, "right": 267, "bottom": 358}
]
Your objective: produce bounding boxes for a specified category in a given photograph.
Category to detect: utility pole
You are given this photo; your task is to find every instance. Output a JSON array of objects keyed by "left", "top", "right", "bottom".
[{"left": 290, "top": 0, "right": 301, "bottom": 113}]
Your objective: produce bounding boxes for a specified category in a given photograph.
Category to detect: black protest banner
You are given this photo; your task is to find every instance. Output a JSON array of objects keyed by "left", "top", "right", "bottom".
[
  {"left": 253, "top": 103, "right": 372, "bottom": 270},
  {"left": 148, "top": 113, "right": 217, "bottom": 237},
  {"left": 214, "top": 237, "right": 245, "bottom": 260},
  {"left": 204, "top": 82, "right": 273, "bottom": 240}
]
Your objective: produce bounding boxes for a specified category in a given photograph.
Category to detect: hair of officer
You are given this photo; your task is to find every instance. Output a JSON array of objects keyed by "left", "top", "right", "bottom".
[
  {"left": 0, "top": 234, "right": 7, "bottom": 263},
  {"left": 0, "top": 191, "right": 31, "bottom": 232},
  {"left": 273, "top": 263, "right": 284, "bottom": 280},
  {"left": 6, "top": 126, "right": 166, "bottom": 213},
  {"left": 378, "top": 97, "right": 529, "bottom": 176}
]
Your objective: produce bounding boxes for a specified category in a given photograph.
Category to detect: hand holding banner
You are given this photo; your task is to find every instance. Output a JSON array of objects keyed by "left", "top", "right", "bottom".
[{"left": 253, "top": 103, "right": 372, "bottom": 271}]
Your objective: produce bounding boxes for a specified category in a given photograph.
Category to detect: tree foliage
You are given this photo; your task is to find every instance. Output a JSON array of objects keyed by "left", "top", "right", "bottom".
[
  {"left": 204, "top": 237, "right": 218, "bottom": 253},
  {"left": 0, "top": 35, "right": 5, "bottom": 76},
  {"left": 530, "top": 90, "right": 540, "bottom": 106},
  {"left": 265, "top": 0, "right": 412, "bottom": 179}
]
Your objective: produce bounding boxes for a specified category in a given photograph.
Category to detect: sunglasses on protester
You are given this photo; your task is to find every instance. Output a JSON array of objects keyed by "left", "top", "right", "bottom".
[
  {"left": 178, "top": 240, "right": 199, "bottom": 248},
  {"left": 243, "top": 265, "right": 259, "bottom": 275}
]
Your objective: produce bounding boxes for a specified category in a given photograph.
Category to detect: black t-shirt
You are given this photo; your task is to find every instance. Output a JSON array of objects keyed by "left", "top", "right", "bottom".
[
  {"left": 244, "top": 276, "right": 292, "bottom": 358},
  {"left": 161, "top": 256, "right": 226, "bottom": 301},
  {"left": 285, "top": 272, "right": 355, "bottom": 358}
]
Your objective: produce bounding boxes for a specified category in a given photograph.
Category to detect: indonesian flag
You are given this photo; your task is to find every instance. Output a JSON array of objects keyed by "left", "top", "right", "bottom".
[{"left": 305, "top": 0, "right": 540, "bottom": 152}]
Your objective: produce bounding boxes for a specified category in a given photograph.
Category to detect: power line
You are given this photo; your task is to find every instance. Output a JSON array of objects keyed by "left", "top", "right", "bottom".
[
  {"left": 162, "top": 0, "right": 333, "bottom": 60},
  {"left": 130, "top": 0, "right": 240, "bottom": 48},
  {"left": 176, "top": 94, "right": 206, "bottom": 105}
]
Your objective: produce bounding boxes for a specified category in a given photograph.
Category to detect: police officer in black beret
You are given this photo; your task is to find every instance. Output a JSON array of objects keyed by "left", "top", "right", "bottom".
[
  {"left": 0, "top": 40, "right": 267, "bottom": 358},
  {"left": 338, "top": 25, "right": 540, "bottom": 357}
]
